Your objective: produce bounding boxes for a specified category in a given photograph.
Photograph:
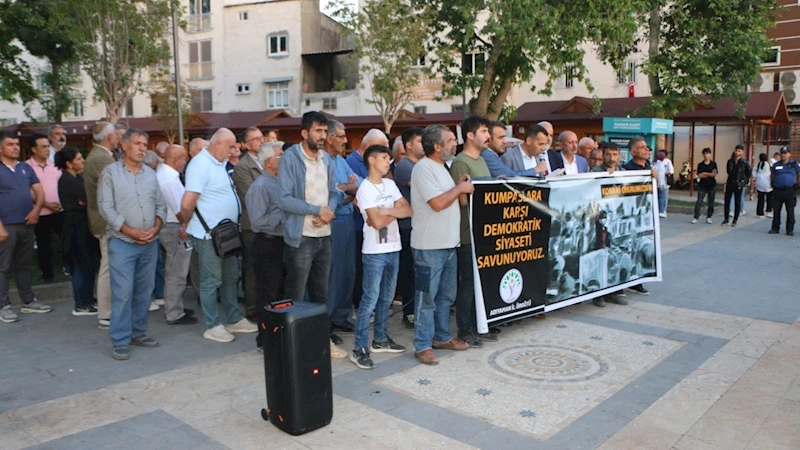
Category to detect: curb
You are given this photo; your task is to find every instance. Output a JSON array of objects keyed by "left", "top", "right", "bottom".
[{"left": 9, "top": 282, "right": 73, "bottom": 306}]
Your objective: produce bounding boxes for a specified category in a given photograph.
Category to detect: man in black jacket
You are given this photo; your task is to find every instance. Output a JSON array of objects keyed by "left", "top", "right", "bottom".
[{"left": 722, "top": 145, "right": 751, "bottom": 227}]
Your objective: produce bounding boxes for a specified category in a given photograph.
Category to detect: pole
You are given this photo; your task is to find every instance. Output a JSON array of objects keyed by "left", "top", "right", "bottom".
[
  {"left": 172, "top": 3, "right": 184, "bottom": 147},
  {"left": 689, "top": 122, "right": 695, "bottom": 197}
]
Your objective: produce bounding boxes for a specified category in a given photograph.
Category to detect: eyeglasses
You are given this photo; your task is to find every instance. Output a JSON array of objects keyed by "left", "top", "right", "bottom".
[{"left": 245, "top": 136, "right": 265, "bottom": 144}]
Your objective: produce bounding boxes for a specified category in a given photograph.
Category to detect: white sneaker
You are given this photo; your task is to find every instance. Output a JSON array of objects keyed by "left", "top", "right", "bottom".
[
  {"left": 767, "top": 212, "right": 774, "bottom": 218},
  {"left": 149, "top": 301, "right": 159, "bottom": 312},
  {"left": 706, "top": 218, "right": 713, "bottom": 224},
  {"left": 226, "top": 318, "right": 257, "bottom": 334},
  {"left": 690, "top": 218, "right": 698, "bottom": 224},
  {"left": 741, "top": 210, "right": 746, "bottom": 216},
  {"left": 204, "top": 324, "right": 235, "bottom": 343},
  {"left": 658, "top": 212, "right": 667, "bottom": 218},
  {"left": 330, "top": 340, "right": 347, "bottom": 359},
  {"left": 154, "top": 298, "right": 165, "bottom": 306}
]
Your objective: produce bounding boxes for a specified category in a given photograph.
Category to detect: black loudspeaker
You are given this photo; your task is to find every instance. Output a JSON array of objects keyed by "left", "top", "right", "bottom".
[{"left": 259, "top": 300, "right": 332, "bottom": 436}]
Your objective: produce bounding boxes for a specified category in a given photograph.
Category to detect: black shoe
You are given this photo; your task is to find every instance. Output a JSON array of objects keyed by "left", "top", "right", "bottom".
[
  {"left": 476, "top": 331, "right": 499, "bottom": 342},
  {"left": 593, "top": 297, "right": 606, "bottom": 307},
  {"left": 458, "top": 331, "right": 483, "bottom": 348},
  {"left": 731, "top": 221, "right": 737, "bottom": 227},
  {"left": 627, "top": 285, "right": 649, "bottom": 295},
  {"left": 72, "top": 306, "right": 98, "bottom": 316},
  {"left": 372, "top": 336, "right": 406, "bottom": 353},
  {"left": 331, "top": 321, "right": 355, "bottom": 333},
  {"left": 769, "top": 229, "right": 779, "bottom": 234},
  {"left": 489, "top": 327, "right": 501, "bottom": 334},
  {"left": 401, "top": 314, "right": 415, "bottom": 329},
  {"left": 721, "top": 219, "right": 729, "bottom": 225},
  {"left": 350, "top": 348, "right": 374, "bottom": 369},
  {"left": 43, "top": 278, "right": 56, "bottom": 285},
  {"left": 167, "top": 315, "right": 198, "bottom": 325},
  {"left": 184, "top": 308, "right": 195, "bottom": 316},
  {"left": 330, "top": 332, "right": 343, "bottom": 345},
  {"left": 606, "top": 294, "right": 629, "bottom": 305},
  {"left": 788, "top": 231, "right": 794, "bottom": 236}
]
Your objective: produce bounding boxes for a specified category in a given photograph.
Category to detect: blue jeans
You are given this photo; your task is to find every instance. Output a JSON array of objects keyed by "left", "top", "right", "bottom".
[
  {"left": 328, "top": 218, "right": 356, "bottom": 325},
  {"left": 354, "top": 252, "right": 399, "bottom": 350},
  {"left": 70, "top": 259, "right": 97, "bottom": 309},
  {"left": 657, "top": 188, "right": 668, "bottom": 214},
  {"left": 284, "top": 236, "right": 332, "bottom": 304},
  {"left": 726, "top": 188, "right": 746, "bottom": 216},
  {"left": 153, "top": 239, "right": 165, "bottom": 299},
  {"left": 108, "top": 238, "right": 157, "bottom": 347},
  {"left": 412, "top": 248, "right": 457, "bottom": 353},
  {"left": 191, "top": 237, "right": 245, "bottom": 329}
]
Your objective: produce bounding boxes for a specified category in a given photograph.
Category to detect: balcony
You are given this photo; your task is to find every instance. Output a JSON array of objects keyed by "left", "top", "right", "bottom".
[
  {"left": 187, "top": 13, "right": 212, "bottom": 33},
  {"left": 186, "top": 62, "right": 214, "bottom": 80}
]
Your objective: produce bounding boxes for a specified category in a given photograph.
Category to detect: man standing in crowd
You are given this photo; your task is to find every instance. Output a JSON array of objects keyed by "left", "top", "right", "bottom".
[
  {"left": 411, "top": 124, "right": 472, "bottom": 365},
  {"left": 181, "top": 128, "right": 257, "bottom": 343},
  {"left": 692, "top": 148, "right": 718, "bottom": 224},
  {"left": 246, "top": 141, "right": 285, "bottom": 350},
  {"left": 769, "top": 147, "right": 800, "bottom": 236},
  {"left": 26, "top": 133, "right": 63, "bottom": 284},
  {"left": 155, "top": 141, "right": 168, "bottom": 164},
  {"left": 98, "top": 129, "right": 166, "bottom": 360},
  {"left": 47, "top": 124, "right": 66, "bottom": 161},
  {"left": 323, "top": 120, "right": 361, "bottom": 337},
  {"left": 350, "top": 144, "right": 411, "bottom": 369},
  {"left": 482, "top": 121, "right": 538, "bottom": 177},
  {"left": 189, "top": 138, "right": 206, "bottom": 159},
  {"left": 501, "top": 124, "right": 550, "bottom": 175},
  {"left": 558, "top": 131, "right": 589, "bottom": 175},
  {"left": 588, "top": 147, "right": 604, "bottom": 169},
  {"left": 263, "top": 128, "right": 278, "bottom": 142},
  {"left": 84, "top": 121, "right": 118, "bottom": 330},
  {"left": 722, "top": 145, "right": 751, "bottom": 227},
  {"left": 277, "top": 112, "right": 345, "bottom": 358},
  {"left": 0, "top": 131, "right": 51, "bottom": 323},
  {"left": 654, "top": 150, "right": 675, "bottom": 218},
  {"left": 622, "top": 136, "right": 653, "bottom": 296},
  {"left": 590, "top": 142, "right": 628, "bottom": 308},
  {"left": 233, "top": 126, "right": 265, "bottom": 318},
  {"left": 450, "top": 117, "right": 498, "bottom": 347},
  {"left": 393, "top": 127, "right": 424, "bottom": 329},
  {"left": 577, "top": 137, "right": 597, "bottom": 161},
  {"left": 113, "top": 124, "right": 127, "bottom": 161},
  {"left": 156, "top": 144, "right": 197, "bottom": 326}
]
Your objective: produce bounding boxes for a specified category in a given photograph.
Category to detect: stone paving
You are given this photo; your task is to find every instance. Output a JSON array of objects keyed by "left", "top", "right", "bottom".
[{"left": 1, "top": 197, "right": 799, "bottom": 450}]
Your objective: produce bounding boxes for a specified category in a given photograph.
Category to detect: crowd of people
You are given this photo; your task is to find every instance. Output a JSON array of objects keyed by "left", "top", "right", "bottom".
[{"left": 1, "top": 113, "right": 796, "bottom": 367}]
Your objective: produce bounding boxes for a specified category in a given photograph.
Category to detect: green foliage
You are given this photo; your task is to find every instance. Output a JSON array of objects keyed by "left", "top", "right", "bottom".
[
  {"left": 0, "top": 1, "right": 39, "bottom": 106},
  {"left": 416, "top": 0, "right": 645, "bottom": 119},
  {"left": 641, "top": 0, "right": 777, "bottom": 118},
  {"left": 149, "top": 75, "right": 195, "bottom": 144},
  {"left": 330, "top": 0, "right": 429, "bottom": 133}
]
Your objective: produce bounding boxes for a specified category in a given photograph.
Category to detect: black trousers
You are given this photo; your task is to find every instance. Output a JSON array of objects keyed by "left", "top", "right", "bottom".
[
  {"left": 398, "top": 227, "right": 415, "bottom": 316},
  {"left": 771, "top": 187, "right": 796, "bottom": 233},
  {"left": 251, "top": 233, "right": 285, "bottom": 347},
  {"left": 34, "top": 213, "right": 63, "bottom": 281},
  {"left": 723, "top": 184, "right": 743, "bottom": 222},
  {"left": 353, "top": 229, "right": 363, "bottom": 309},
  {"left": 756, "top": 191, "right": 773, "bottom": 216}
]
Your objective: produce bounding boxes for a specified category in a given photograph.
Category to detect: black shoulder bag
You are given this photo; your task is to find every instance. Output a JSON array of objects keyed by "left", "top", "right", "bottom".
[{"left": 194, "top": 178, "right": 242, "bottom": 259}]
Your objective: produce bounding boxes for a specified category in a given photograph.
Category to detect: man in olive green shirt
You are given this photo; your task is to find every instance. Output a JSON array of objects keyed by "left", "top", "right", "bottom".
[
  {"left": 84, "top": 122, "right": 118, "bottom": 329},
  {"left": 449, "top": 116, "right": 498, "bottom": 348}
]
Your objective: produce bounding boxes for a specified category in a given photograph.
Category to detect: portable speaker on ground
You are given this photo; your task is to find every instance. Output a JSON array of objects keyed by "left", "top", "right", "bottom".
[{"left": 259, "top": 300, "right": 332, "bottom": 436}]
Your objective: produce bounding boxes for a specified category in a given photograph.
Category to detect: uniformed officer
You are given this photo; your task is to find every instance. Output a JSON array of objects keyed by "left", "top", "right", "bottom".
[{"left": 769, "top": 146, "right": 800, "bottom": 236}]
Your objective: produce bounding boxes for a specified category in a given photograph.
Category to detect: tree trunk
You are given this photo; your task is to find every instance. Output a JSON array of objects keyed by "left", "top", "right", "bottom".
[
  {"left": 50, "top": 58, "right": 62, "bottom": 122},
  {"left": 472, "top": 41, "right": 501, "bottom": 118},
  {"left": 647, "top": 1, "right": 663, "bottom": 101},
  {"left": 486, "top": 77, "right": 513, "bottom": 121}
]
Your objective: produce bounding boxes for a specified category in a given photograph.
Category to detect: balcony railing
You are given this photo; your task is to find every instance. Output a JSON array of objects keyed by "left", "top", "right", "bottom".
[
  {"left": 187, "top": 13, "right": 212, "bottom": 33},
  {"left": 186, "top": 62, "right": 214, "bottom": 80}
]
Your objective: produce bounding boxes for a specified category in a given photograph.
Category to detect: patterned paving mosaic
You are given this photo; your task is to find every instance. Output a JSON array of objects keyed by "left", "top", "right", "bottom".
[{"left": 374, "top": 317, "right": 683, "bottom": 440}]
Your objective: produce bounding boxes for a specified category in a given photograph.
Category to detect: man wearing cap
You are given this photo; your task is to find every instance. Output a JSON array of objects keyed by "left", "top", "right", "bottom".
[{"left": 769, "top": 147, "right": 800, "bottom": 236}]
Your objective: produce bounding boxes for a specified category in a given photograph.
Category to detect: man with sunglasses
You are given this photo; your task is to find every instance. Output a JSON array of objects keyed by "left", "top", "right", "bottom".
[{"left": 233, "top": 126, "right": 266, "bottom": 318}]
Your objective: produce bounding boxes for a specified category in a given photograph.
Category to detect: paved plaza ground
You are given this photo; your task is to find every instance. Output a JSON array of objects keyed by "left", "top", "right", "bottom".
[{"left": 1, "top": 194, "right": 799, "bottom": 450}]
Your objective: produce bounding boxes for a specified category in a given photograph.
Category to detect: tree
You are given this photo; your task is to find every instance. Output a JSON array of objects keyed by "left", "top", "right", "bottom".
[
  {"left": 641, "top": 0, "right": 777, "bottom": 118},
  {"left": 331, "top": 0, "right": 429, "bottom": 134},
  {"left": 0, "top": 2, "right": 38, "bottom": 106},
  {"left": 416, "top": 0, "right": 644, "bottom": 120},
  {"left": 149, "top": 75, "right": 195, "bottom": 144},
  {"left": 61, "top": 0, "right": 176, "bottom": 123},
  {"left": 2, "top": 0, "right": 85, "bottom": 122}
]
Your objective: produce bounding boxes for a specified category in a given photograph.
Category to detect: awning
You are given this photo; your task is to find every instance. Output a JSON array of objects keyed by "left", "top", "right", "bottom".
[{"left": 262, "top": 76, "right": 293, "bottom": 84}]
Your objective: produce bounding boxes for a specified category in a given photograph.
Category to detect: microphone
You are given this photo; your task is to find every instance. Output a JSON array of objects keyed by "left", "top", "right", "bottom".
[{"left": 537, "top": 153, "right": 547, "bottom": 164}]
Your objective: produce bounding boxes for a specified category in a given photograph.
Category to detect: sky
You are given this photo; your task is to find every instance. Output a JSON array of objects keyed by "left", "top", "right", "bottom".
[{"left": 320, "top": 0, "right": 356, "bottom": 15}]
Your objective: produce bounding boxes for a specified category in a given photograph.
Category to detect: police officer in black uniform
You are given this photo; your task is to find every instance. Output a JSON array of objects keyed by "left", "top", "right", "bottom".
[{"left": 769, "top": 146, "right": 800, "bottom": 236}]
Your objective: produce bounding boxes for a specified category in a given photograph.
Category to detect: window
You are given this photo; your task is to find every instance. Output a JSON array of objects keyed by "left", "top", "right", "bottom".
[
  {"left": 188, "top": 40, "right": 213, "bottom": 79},
  {"left": 763, "top": 46, "right": 780, "bottom": 66},
  {"left": 267, "top": 83, "right": 289, "bottom": 108},
  {"left": 322, "top": 97, "right": 337, "bottom": 110},
  {"left": 191, "top": 89, "right": 213, "bottom": 112},
  {"left": 35, "top": 74, "right": 47, "bottom": 92},
  {"left": 72, "top": 99, "right": 84, "bottom": 117},
  {"left": 451, "top": 104, "right": 466, "bottom": 113},
  {"left": 462, "top": 53, "right": 486, "bottom": 75},
  {"left": 557, "top": 66, "right": 575, "bottom": 89},
  {"left": 187, "top": 0, "right": 211, "bottom": 33},
  {"left": 268, "top": 34, "right": 288, "bottom": 57},
  {"left": 236, "top": 83, "right": 250, "bottom": 94},
  {"left": 239, "top": 11, "right": 248, "bottom": 21},
  {"left": 617, "top": 61, "right": 637, "bottom": 84},
  {"left": 414, "top": 105, "right": 427, "bottom": 114},
  {"left": 125, "top": 98, "right": 134, "bottom": 117},
  {"left": 412, "top": 56, "right": 426, "bottom": 68}
]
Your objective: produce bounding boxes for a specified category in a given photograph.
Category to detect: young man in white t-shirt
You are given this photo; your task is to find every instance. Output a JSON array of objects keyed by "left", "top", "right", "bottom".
[{"left": 351, "top": 144, "right": 412, "bottom": 369}]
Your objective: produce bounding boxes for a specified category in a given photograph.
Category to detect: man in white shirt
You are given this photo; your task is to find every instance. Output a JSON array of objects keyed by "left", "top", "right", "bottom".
[
  {"left": 500, "top": 124, "right": 549, "bottom": 174},
  {"left": 47, "top": 124, "right": 66, "bottom": 162},
  {"left": 654, "top": 150, "right": 675, "bottom": 218},
  {"left": 558, "top": 131, "right": 589, "bottom": 174},
  {"left": 156, "top": 145, "right": 197, "bottom": 326}
]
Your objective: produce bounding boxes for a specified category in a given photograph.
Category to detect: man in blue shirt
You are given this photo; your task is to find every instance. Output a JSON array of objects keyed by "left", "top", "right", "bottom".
[
  {"left": 481, "top": 121, "right": 539, "bottom": 177},
  {"left": 769, "top": 146, "right": 800, "bottom": 236},
  {"left": 323, "top": 120, "right": 362, "bottom": 336},
  {"left": 0, "top": 131, "right": 51, "bottom": 323}
]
